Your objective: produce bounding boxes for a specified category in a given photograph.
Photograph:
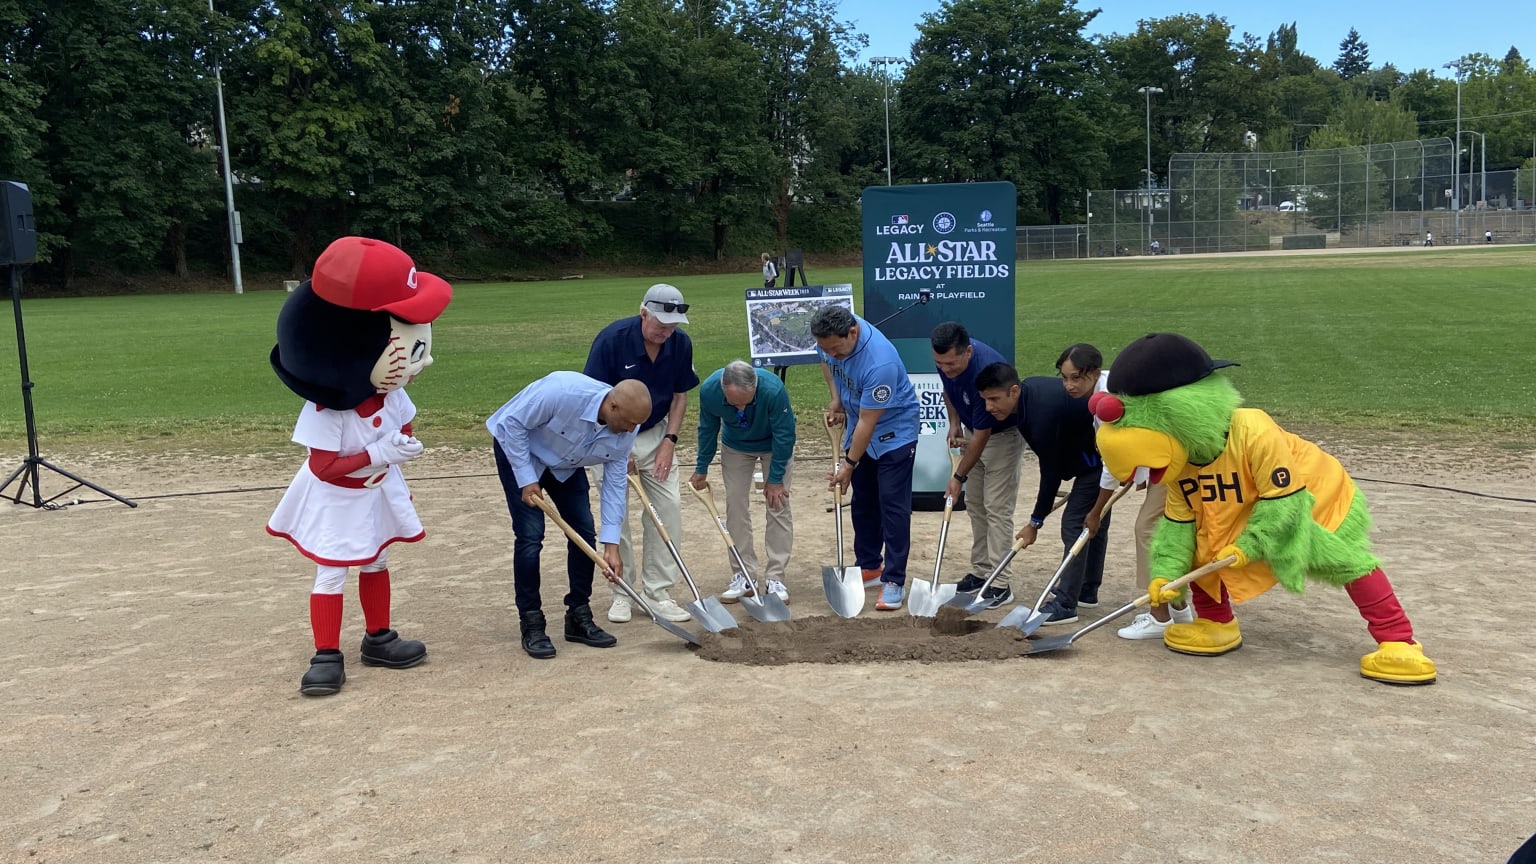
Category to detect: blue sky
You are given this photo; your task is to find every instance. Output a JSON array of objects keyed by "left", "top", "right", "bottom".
[{"left": 844, "top": 0, "right": 1529, "bottom": 76}]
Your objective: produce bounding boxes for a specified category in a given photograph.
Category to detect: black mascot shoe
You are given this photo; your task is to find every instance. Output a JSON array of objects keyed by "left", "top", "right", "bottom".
[
  {"left": 565, "top": 604, "right": 618, "bottom": 648},
  {"left": 359, "top": 628, "right": 428, "bottom": 669},
  {"left": 300, "top": 651, "right": 346, "bottom": 696},
  {"left": 519, "top": 610, "right": 557, "bottom": 659}
]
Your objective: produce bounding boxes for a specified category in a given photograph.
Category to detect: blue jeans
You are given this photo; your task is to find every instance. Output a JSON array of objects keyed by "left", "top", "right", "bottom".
[
  {"left": 1050, "top": 471, "right": 1113, "bottom": 612},
  {"left": 849, "top": 441, "right": 916, "bottom": 586},
  {"left": 494, "top": 441, "right": 597, "bottom": 615}
]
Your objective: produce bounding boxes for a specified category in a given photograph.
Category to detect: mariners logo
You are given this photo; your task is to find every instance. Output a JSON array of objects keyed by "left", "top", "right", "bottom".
[
  {"left": 932, "top": 211, "right": 957, "bottom": 235},
  {"left": 872, "top": 384, "right": 892, "bottom": 403}
]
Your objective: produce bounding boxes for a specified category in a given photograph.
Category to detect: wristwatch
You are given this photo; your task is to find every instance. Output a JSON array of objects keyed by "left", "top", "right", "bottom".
[
  {"left": 844, "top": 455, "right": 859, "bottom": 468},
  {"left": 1028, "top": 517, "right": 1045, "bottom": 529},
  {"left": 663, "top": 433, "right": 679, "bottom": 443},
  {"left": 953, "top": 472, "right": 968, "bottom": 483}
]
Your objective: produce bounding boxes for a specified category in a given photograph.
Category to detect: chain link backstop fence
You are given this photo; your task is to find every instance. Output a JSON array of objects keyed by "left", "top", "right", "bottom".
[{"left": 1018, "top": 138, "right": 1536, "bottom": 259}]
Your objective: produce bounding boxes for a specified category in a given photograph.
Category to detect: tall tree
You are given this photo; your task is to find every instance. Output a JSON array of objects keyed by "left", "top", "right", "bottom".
[
  {"left": 901, "top": 0, "right": 1111, "bottom": 222},
  {"left": 0, "top": 0, "right": 54, "bottom": 258},
  {"left": 1333, "top": 28, "right": 1370, "bottom": 79}
]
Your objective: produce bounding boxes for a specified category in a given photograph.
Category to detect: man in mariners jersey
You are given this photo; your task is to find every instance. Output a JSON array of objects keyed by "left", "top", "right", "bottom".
[{"left": 812, "top": 305, "right": 920, "bottom": 611}]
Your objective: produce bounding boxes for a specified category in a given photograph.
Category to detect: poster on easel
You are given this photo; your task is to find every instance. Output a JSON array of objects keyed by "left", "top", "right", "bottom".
[{"left": 744, "top": 283, "right": 854, "bottom": 368}]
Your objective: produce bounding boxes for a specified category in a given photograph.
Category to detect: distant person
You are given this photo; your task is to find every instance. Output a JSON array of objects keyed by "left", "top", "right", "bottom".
[
  {"left": 1486, "top": 230, "right": 1494, "bottom": 244},
  {"left": 813, "top": 305, "right": 920, "bottom": 611},
  {"left": 1425, "top": 231, "right": 1434, "bottom": 247},
  {"left": 761, "top": 252, "right": 779, "bottom": 288},
  {"left": 585, "top": 284, "right": 701, "bottom": 625},
  {"left": 690, "top": 360, "right": 797, "bottom": 604},
  {"left": 1149, "top": 239, "right": 1162, "bottom": 255}
]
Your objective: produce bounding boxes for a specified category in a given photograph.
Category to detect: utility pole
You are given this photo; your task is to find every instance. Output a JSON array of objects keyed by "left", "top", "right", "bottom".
[
  {"left": 210, "top": 0, "right": 243, "bottom": 293},
  {"left": 872, "top": 57, "right": 903, "bottom": 187},
  {"left": 1136, "top": 85, "right": 1164, "bottom": 255}
]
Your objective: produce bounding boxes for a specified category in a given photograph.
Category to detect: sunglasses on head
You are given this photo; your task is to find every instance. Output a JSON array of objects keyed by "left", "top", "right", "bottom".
[{"left": 647, "top": 300, "right": 689, "bottom": 314}]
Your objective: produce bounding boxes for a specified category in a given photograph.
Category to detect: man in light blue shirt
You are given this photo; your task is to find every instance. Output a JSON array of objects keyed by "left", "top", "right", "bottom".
[
  {"left": 813, "top": 305, "right": 920, "bottom": 611},
  {"left": 689, "top": 360, "right": 797, "bottom": 603},
  {"left": 486, "top": 373, "right": 651, "bottom": 659}
]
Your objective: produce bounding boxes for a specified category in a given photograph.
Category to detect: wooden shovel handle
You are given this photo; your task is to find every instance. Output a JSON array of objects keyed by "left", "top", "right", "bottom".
[
  {"left": 626, "top": 473, "right": 675, "bottom": 545},
  {"left": 1133, "top": 555, "right": 1238, "bottom": 609},
  {"left": 532, "top": 495, "right": 612, "bottom": 577}
]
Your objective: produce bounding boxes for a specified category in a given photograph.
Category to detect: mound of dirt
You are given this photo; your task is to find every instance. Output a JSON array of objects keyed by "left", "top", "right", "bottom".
[{"left": 694, "top": 613, "right": 1032, "bottom": 666}]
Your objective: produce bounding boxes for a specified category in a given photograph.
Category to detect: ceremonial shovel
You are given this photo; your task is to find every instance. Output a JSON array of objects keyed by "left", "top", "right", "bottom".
[
  {"left": 627, "top": 474, "right": 737, "bottom": 633},
  {"left": 533, "top": 496, "right": 702, "bottom": 646},
  {"left": 997, "top": 482, "right": 1133, "bottom": 635},
  {"left": 1022, "top": 555, "right": 1237, "bottom": 656},
  {"left": 689, "top": 482, "right": 791, "bottom": 623},
  {"left": 820, "top": 420, "right": 864, "bottom": 618},
  {"left": 907, "top": 449, "right": 963, "bottom": 618},
  {"left": 944, "top": 493, "right": 1069, "bottom": 615}
]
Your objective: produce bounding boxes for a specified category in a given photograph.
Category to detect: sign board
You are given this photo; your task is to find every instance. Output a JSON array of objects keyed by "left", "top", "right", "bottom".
[
  {"left": 744, "top": 283, "right": 854, "bottom": 368},
  {"left": 861, "top": 182, "right": 1018, "bottom": 509}
]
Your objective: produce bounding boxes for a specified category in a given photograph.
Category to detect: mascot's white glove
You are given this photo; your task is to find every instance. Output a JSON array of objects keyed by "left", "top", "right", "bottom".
[{"left": 366, "top": 431, "right": 425, "bottom": 467}]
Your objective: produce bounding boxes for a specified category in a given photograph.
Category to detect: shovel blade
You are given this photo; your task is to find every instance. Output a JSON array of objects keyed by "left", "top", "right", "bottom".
[
  {"left": 942, "top": 590, "right": 980, "bottom": 611},
  {"left": 906, "top": 580, "right": 939, "bottom": 618},
  {"left": 822, "top": 565, "right": 864, "bottom": 618},
  {"left": 1022, "top": 631, "right": 1077, "bottom": 655},
  {"left": 652, "top": 616, "right": 704, "bottom": 646},
  {"left": 687, "top": 598, "right": 738, "bottom": 633},
  {"left": 741, "top": 592, "right": 791, "bottom": 623},
  {"left": 996, "top": 604, "right": 1048, "bottom": 635}
]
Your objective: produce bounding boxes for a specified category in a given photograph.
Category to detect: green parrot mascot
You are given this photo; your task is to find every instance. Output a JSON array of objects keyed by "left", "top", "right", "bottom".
[{"left": 1092, "top": 333, "right": 1436, "bottom": 685}]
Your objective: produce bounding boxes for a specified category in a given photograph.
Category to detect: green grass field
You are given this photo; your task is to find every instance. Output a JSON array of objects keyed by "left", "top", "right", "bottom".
[{"left": 2, "top": 246, "right": 1533, "bottom": 453}]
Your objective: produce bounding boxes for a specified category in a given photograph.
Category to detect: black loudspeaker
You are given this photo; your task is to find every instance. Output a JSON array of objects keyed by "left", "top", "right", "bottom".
[{"left": 1, "top": 181, "right": 38, "bottom": 266}]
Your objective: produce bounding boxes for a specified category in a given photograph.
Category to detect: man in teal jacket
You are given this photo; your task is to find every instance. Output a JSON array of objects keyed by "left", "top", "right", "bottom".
[{"left": 689, "top": 360, "right": 798, "bottom": 603}]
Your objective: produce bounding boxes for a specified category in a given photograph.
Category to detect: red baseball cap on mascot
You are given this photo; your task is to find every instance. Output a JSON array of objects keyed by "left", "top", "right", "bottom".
[{"left": 310, "top": 236, "right": 452, "bottom": 324}]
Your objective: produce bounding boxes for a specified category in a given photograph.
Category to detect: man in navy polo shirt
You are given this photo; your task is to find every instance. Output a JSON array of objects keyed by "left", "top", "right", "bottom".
[
  {"left": 585, "top": 283, "right": 701, "bottom": 624},
  {"left": 812, "top": 305, "right": 920, "bottom": 611},
  {"left": 931, "top": 321, "right": 1024, "bottom": 609}
]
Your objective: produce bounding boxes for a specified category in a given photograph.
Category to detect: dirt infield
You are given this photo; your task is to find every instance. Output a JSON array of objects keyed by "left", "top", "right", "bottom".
[{"left": 4, "top": 441, "right": 1535, "bottom": 863}]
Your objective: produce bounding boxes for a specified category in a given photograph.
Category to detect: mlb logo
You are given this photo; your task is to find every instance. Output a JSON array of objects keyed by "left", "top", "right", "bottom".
[{"left": 892, "top": 214, "right": 909, "bottom": 225}]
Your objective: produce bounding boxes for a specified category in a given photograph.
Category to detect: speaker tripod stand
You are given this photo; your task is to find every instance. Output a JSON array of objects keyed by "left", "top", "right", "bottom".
[{"left": 1, "top": 264, "right": 135, "bottom": 509}]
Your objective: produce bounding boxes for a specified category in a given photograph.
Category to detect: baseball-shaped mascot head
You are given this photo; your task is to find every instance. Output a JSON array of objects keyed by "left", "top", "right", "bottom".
[
  {"left": 271, "top": 237, "right": 453, "bottom": 410},
  {"left": 1092, "top": 333, "right": 1241, "bottom": 485}
]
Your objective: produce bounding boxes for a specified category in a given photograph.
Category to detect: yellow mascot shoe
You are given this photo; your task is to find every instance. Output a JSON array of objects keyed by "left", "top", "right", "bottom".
[
  {"left": 1360, "top": 641, "right": 1437, "bottom": 685},
  {"left": 1163, "top": 618, "right": 1242, "bottom": 656}
]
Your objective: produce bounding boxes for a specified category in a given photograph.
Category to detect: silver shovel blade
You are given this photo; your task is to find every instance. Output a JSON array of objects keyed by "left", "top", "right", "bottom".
[
  {"left": 741, "top": 591, "right": 791, "bottom": 623},
  {"left": 996, "top": 603, "right": 1049, "bottom": 635},
  {"left": 618, "top": 582, "right": 703, "bottom": 645},
  {"left": 822, "top": 565, "right": 864, "bottom": 618},
  {"left": 941, "top": 589, "right": 980, "bottom": 611},
  {"left": 1022, "top": 631, "right": 1077, "bottom": 655},
  {"left": 687, "top": 598, "right": 738, "bottom": 633},
  {"left": 907, "top": 580, "right": 939, "bottom": 618}
]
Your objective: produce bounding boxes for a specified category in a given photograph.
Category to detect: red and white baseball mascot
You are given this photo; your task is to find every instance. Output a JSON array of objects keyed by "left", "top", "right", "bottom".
[{"left": 267, "top": 236, "right": 452, "bottom": 696}]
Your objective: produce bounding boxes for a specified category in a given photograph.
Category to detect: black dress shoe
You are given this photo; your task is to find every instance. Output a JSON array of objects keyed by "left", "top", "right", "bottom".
[
  {"left": 359, "top": 628, "right": 428, "bottom": 668},
  {"left": 565, "top": 604, "right": 617, "bottom": 648},
  {"left": 300, "top": 651, "right": 345, "bottom": 696},
  {"left": 519, "top": 610, "right": 557, "bottom": 659}
]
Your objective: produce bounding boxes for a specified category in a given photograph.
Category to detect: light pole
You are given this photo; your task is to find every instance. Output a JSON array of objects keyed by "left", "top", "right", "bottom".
[
  {"left": 209, "top": 0, "right": 242, "bottom": 294},
  {"left": 1443, "top": 57, "right": 1466, "bottom": 241},
  {"left": 1137, "top": 85, "right": 1163, "bottom": 254},
  {"left": 872, "top": 57, "right": 903, "bottom": 187},
  {"left": 1461, "top": 130, "right": 1486, "bottom": 208}
]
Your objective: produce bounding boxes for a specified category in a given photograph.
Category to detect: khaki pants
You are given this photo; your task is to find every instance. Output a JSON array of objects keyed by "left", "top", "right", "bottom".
[
  {"left": 717, "top": 445, "right": 793, "bottom": 583},
  {"left": 965, "top": 429, "right": 1024, "bottom": 586},
  {"left": 1133, "top": 482, "right": 1168, "bottom": 589},
  {"left": 599, "top": 423, "right": 680, "bottom": 603}
]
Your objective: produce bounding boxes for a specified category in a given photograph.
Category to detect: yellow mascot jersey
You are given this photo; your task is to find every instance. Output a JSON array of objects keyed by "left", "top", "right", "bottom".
[{"left": 1164, "top": 408, "right": 1355, "bottom": 603}]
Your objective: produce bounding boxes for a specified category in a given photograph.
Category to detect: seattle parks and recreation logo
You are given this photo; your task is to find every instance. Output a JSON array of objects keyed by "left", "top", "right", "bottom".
[{"left": 932, "top": 211, "right": 956, "bottom": 235}]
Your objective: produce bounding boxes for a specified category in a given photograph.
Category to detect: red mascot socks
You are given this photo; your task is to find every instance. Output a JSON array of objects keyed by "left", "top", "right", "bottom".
[
  {"left": 359, "top": 569, "right": 391, "bottom": 633},
  {"left": 1191, "top": 580, "right": 1236, "bottom": 623},
  {"left": 1345, "top": 568, "right": 1415, "bottom": 644},
  {"left": 310, "top": 593, "right": 344, "bottom": 651}
]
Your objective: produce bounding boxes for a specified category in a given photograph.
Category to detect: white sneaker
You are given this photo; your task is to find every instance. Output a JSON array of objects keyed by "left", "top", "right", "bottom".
[
  {"left": 766, "top": 580, "right": 789, "bottom": 604},
  {"left": 1117, "top": 612, "right": 1170, "bottom": 640},
  {"left": 647, "top": 598, "right": 692, "bottom": 623},
  {"left": 607, "top": 596, "right": 632, "bottom": 623},
  {"left": 1170, "top": 603, "right": 1195, "bottom": 624},
  {"left": 720, "top": 573, "right": 752, "bottom": 602}
]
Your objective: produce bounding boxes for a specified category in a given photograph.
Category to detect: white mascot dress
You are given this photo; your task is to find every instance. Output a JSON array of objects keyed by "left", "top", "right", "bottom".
[{"left": 267, "top": 236, "right": 452, "bottom": 696}]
